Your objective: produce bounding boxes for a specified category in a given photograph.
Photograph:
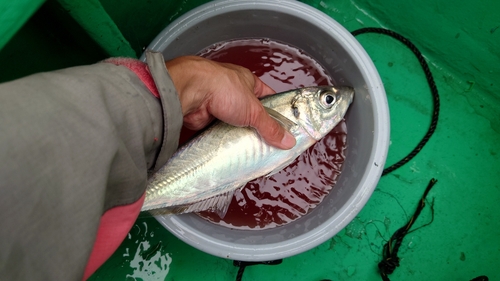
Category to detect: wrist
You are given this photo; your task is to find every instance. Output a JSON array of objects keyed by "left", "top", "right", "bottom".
[{"left": 165, "top": 56, "right": 213, "bottom": 116}]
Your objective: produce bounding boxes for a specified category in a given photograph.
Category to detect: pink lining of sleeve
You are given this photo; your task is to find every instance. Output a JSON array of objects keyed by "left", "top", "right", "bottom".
[
  {"left": 82, "top": 193, "right": 146, "bottom": 280},
  {"left": 102, "top": 58, "right": 160, "bottom": 98}
]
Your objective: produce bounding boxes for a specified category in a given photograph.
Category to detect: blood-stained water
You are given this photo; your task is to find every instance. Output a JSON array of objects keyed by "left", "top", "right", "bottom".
[
  {"left": 184, "top": 38, "right": 347, "bottom": 230},
  {"left": 197, "top": 38, "right": 334, "bottom": 92}
]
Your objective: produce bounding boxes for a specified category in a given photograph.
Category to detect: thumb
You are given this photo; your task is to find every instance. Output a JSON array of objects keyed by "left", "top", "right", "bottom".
[{"left": 251, "top": 106, "right": 296, "bottom": 150}]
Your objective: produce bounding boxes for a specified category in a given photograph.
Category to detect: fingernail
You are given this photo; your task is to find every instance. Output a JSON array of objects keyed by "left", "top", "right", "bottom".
[{"left": 281, "top": 132, "right": 296, "bottom": 149}]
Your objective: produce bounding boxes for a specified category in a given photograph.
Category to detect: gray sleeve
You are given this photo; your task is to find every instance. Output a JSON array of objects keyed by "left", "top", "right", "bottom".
[
  {"left": 146, "top": 51, "right": 183, "bottom": 172},
  {"left": 0, "top": 61, "right": 182, "bottom": 280}
]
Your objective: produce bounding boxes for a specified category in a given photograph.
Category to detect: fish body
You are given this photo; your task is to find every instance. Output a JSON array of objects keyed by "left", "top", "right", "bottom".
[{"left": 142, "top": 86, "right": 354, "bottom": 214}]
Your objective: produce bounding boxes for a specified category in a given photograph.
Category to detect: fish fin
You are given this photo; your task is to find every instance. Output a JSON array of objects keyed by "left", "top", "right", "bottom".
[
  {"left": 184, "top": 189, "right": 236, "bottom": 218},
  {"left": 264, "top": 106, "right": 297, "bottom": 131},
  {"left": 148, "top": 188, "right": 241, "bottom": 219}
]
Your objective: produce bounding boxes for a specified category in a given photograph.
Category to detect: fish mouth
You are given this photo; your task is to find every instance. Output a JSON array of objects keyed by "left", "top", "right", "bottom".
[
  {"left": 334, "top": 86, "right": 355, "bottom": 104},
  {"left": 347, "top": 88, "right": 355, "bottom": 104}
]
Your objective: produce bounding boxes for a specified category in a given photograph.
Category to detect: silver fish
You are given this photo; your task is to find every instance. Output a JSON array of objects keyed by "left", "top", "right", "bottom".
[{"left": 142, "top": 86, "right": 354, "bottom": 215}]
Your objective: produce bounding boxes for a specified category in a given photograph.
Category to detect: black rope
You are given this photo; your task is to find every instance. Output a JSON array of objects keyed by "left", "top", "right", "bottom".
[
  {"left": 235, "top": 265, "right": 246, "bottom": 281},
  {"left": 351, "top": 28, "right": 443, "bottom": 281},
  {"left": 470, "top": 276, "right": 489, "bottom": 281},
  {"left": 351, "top": 28, "right": 488, "bottom": 281},
  {"left": 378, "top": 179, "right": 437, "bottom": 281},
  {"left": 233, "top": 260, "right": 282, "bottom": 281},
  {"left": 351, "top": 28, "right": 440, "bottom": 176}
]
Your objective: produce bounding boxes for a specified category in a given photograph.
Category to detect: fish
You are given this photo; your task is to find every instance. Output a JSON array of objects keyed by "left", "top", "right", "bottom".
[{"left": 141, "top": 85, "right": 354, "bottom": 216}]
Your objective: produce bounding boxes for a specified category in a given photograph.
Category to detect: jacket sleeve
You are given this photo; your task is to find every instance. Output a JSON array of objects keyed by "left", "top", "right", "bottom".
[{"left": 0, "top": 59, "right": 182, "bottom": 280}]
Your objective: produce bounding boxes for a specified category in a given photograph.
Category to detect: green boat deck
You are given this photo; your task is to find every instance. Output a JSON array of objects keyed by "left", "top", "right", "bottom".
[{"left": 1, "top": 0, "right": 498, "bottom": 280}]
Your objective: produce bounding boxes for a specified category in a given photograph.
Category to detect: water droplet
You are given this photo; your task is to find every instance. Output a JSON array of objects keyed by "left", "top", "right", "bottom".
[
  {"left": 126, "top": 241, "right": 173, "bottom": 280},
  {"left": 344, "top": 219, "right": 365, "bottom": 239},
  {"left": 407, "top": 235, "right": 421, "bottom": 249}
]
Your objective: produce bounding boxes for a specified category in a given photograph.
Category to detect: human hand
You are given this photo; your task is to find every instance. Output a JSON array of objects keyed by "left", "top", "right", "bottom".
[{"left": 164, "top": 56, "right": 296, "bottom": 150}]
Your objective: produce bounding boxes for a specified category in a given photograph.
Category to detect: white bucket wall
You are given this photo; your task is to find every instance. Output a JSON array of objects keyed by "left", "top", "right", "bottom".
[{"left": 141, "top": 0, "right": 390, "bottom": 262}]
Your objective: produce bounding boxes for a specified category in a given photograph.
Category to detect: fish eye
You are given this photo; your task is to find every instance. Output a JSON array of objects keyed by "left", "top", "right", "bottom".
[
  {"left": 325, "top": 95, "right": 335, "bottom": 104},
  {"left": 320, "top": 91, "right": 336, "bottom": 108}
]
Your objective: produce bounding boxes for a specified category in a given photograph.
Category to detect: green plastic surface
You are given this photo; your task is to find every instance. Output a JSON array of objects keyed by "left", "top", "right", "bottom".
[
  {"left": 0, "top": 0, "right": 45, "bottom": 50},
  {"left": 0, "top": 0, "right": 499, "bottom": 280}
]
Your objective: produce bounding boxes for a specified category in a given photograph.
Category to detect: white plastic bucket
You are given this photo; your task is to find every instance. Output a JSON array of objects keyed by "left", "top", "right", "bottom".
[{"left": 141, "top": 0, "right": 390, "bottom": 261}]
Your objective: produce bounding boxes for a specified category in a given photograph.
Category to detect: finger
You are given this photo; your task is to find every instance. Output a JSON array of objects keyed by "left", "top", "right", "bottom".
[
  {"left": 251, "top": 106, "right": 296, "bottom": 150},
  {"left": 253, "top": 74, "right": 275, "bottom": 98}
]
